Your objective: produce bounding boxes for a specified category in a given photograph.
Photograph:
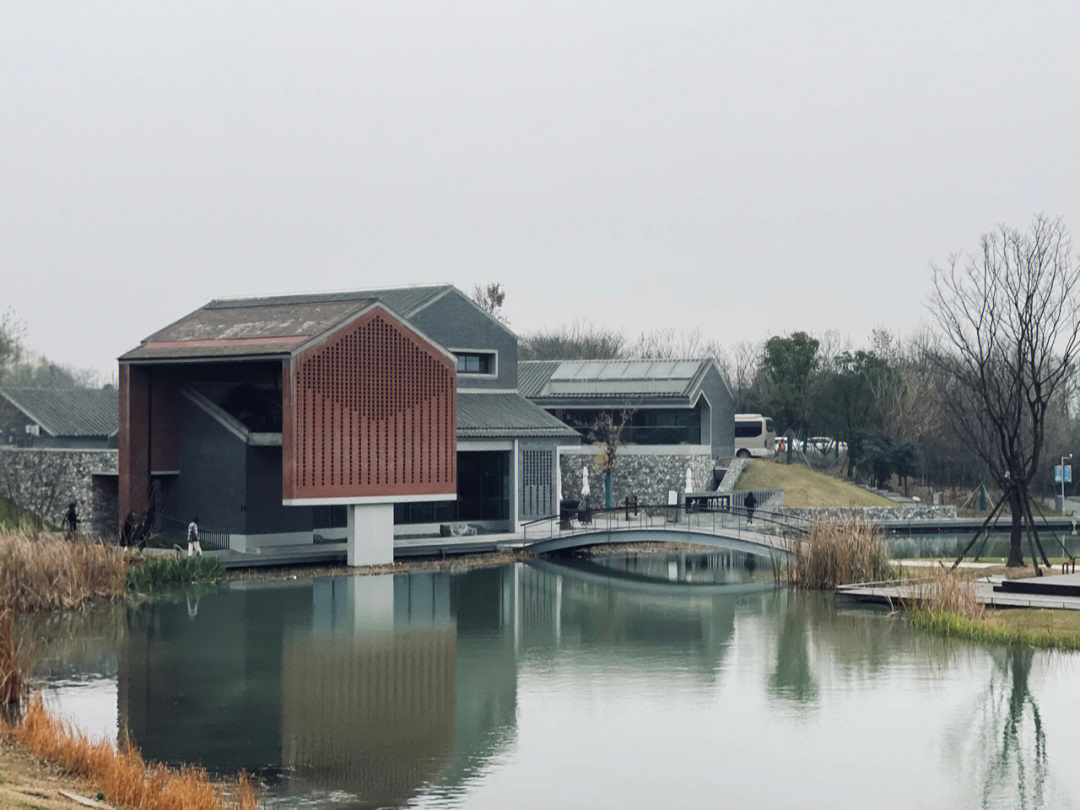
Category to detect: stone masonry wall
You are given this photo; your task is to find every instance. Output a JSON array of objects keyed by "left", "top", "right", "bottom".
[
  {"left": 560, "top": 449, "right": 714, "bottom": 507},
  {"left": 716, "top": 457, "right": 748, "bottom": 492},
  {"left": 776, "top": 504, "right": 958, "bottom": 522},
  {"left": 0, "top": 448, "right": 118, "bottom": 535}
]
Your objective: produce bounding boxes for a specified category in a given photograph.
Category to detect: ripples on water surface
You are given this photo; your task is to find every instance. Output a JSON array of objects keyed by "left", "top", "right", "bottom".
[{"left": 25, "top": 551, "right": 1080, "bottom": 809}]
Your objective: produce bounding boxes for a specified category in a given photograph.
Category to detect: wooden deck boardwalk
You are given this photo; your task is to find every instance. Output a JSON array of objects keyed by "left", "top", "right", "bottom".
[{"left": 838, "top": 575, "right": 1080, "bottom": 611}]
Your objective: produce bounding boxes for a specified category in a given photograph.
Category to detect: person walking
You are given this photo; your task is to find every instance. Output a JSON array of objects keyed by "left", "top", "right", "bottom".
[
  {"left": 187, "top": 517, "right": 203, "bottom": 557},
  {"left": 63, "top": 502, "right": 80, "bottom": 539},
  {"left": 743, "top": 491, "right": 757, "bottom": 526}
]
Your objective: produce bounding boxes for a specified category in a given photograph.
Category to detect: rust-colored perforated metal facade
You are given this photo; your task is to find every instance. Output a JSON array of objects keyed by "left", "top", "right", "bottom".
[{"left": 283, "top": 307, "right": 456, "bottom": 501}]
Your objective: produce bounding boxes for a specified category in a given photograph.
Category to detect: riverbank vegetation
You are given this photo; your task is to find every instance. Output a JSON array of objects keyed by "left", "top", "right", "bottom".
[
  {"left": 0, "top": 609, "right": 27, "bottom": 707},
  {"left": 785, "top": 519, "right": 893, "bottom": 590},
  {"left": 2, "top": 697, "right": 259, "bottom": 810},
  {"left": 126, "top": 555, "right": 224, "bottom": 592},
  {"left": 0, "top": 531, "right": 127, "bottom": 612},
  {"left": 904, "top": 566, "right": 1080, "bottom": 651}
]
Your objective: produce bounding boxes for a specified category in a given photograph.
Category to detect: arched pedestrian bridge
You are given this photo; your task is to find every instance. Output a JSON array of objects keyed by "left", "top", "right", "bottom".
[{"left": 519, "top": 504, "right": 805, "bottom": 560}]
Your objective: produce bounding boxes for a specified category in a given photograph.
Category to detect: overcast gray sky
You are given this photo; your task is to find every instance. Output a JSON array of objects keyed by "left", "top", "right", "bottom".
[{"left": 3, "top": 1, "right": 1078, "bottom": 380}]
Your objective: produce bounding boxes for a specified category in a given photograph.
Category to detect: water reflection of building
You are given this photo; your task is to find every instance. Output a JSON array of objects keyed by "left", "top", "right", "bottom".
[
  {"left": 117, "top": 568, "right": 519, "bottom": 807},
  {"left": 281, "top": 575, "right": 458, "bottom": 806}
]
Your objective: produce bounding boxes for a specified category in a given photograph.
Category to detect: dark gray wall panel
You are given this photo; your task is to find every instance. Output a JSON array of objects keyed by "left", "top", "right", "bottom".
[
  {"left": 409, "top": 291, "right": 519, "bottom": 391},
  {"left": 174, "top": 396, "right": 247, "bottom": 534}
]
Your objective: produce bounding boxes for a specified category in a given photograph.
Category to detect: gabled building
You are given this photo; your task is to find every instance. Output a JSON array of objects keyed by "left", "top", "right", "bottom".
[
  {"left": 519, "top": 358, "right": 735, "bottom": 505},
  {"left": 118, "top": 285, "right": 576, "bottom": 563},
  {"left": 0, "top": 386, "right": 118, "bottom": 449},
  {"left": 518, "top": 358, "right": 734, "bottom": 458}
]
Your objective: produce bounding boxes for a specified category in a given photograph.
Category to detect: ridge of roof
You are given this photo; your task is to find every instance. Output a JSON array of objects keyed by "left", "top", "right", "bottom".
[{"left": 203, "top": 284, "right": 452, "bottom": 314}]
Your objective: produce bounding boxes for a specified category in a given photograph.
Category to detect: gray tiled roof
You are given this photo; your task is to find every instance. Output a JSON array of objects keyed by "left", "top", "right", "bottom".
[
  {"left": 519, "top": 359, "right": 714, "bottom": 403},
  {"left": 0, "top": 386, "right": 118, "bottom": 437},
  {"left": 121, "top": 298, "right": 377, "bottom": 361},
  {"left": 457, "top": 392, "right": 577, "bottom": 439},
  {"left": 121, "top": 286, "right": 453, "bottom": 362},
  {"left": 203, "top": 285, "right": 450, "bottom": 317},
  {"left": 516, "top": 360, "right": 558, "bottom": 398}
]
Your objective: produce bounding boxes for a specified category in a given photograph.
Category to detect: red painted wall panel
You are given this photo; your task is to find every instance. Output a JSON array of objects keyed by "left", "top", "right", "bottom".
[
  {"left": 283, "top": 307, "right": 456, "bottom": 500},
  {"left": 118, "top": 364, "right": 150, "bottom": 522}
]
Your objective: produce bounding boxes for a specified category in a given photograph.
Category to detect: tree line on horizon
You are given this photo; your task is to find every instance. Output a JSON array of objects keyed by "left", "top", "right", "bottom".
[
  {"left": 479, "top": 215, "right": 1080, "bottom": 568},
  {"left": 0, "top": 309, "right": 103, "bottom": 390}
]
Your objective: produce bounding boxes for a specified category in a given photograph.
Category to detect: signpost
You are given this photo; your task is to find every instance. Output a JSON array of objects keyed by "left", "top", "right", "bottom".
[{"left": 1055, "top": 454, "right": 1073, "bottom": 514}]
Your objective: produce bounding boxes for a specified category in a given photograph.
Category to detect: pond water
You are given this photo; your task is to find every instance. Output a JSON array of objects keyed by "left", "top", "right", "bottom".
[
  {"left": 26, "top": 551, "right": 1080, "bottom": 810},
  {"left": 887, "top": 530, "right": 1080, "bottom": 561}
]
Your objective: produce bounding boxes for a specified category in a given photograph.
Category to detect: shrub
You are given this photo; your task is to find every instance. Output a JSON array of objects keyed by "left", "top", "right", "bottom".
[
  {"left": 0, "top": 532, "right": 128, "bottom": 612},
  {"left": 126, "top": 555, "right": 224, "bottom": 592},
  {"left": 786, "top": 519, "right": 893, "bottom": 589}
]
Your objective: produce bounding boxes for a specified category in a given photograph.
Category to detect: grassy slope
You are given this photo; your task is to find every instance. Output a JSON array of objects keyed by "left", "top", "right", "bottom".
[
  {"left": 734, "top": 459, "right": 894, "bottom": 508},
  {"left": 0, "top": 497, "right": 45, "bottom": 531}
]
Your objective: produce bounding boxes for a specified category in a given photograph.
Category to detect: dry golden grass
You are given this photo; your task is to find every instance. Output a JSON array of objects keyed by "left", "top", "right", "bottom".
[
  {"left": 0, "top": 609, "right": 28, "bottom": 707},
  {"left": 786, "top": 519, "right": 894, "bottom": 589},
  {"left": 0, "top": 531, "right": 129, "bottom": 612},
  {"left": 908, "top": 565, "right": 987, "bottom": 620},
  {"left": 2, "top": 697, "right": 259, "bottom": 810}
]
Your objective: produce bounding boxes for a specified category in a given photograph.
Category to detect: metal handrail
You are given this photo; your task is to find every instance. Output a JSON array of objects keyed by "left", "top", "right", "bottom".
[{"left": 520, "top": 502, "right": 808, "bottom": 544}]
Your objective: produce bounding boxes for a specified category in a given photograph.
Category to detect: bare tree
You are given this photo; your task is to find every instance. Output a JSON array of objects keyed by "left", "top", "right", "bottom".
[
  {"left": 929, "top": 216, "right": 1080, "bottom": 569},
  {"left": 519, "top": 322, "right": 626, "bottom": 361},
  {"left": 470, "top": 282, "right": 508, "bottom": 323}
]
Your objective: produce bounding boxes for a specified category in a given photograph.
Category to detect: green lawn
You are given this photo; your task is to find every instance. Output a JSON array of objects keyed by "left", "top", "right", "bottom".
[{"left": 734, "top": 459, "right": 895, "bottom": 508}]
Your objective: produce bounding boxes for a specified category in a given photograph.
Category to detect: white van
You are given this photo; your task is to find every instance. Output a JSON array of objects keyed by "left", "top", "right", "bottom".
[{"left": 734, "top": 414, "right": 775, "bottom": 458}]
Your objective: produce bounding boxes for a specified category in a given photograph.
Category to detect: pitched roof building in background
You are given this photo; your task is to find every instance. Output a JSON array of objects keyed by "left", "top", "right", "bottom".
[{"left": 0, "top": 386, "right": 118, "bottom": 448}]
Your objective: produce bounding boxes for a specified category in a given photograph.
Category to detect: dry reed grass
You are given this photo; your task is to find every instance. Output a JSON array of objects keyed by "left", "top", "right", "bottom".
[
  {"left": 0, "top": 531, "right": 129, "bottom": 612},
  {"left": 785, "top": 519, "right": 894, "bottom": 589},
  {"left": 2, "top": 697, "right": 260, "bottom": 810},
  {"left": 908, "top": 565, "right": 987, "bottom": 620},
  {"left": 0, "top": 609, "right": 28, "bottom": 707}
]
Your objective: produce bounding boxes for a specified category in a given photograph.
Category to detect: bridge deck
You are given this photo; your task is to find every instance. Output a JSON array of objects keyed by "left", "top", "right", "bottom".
[{"left": 519, "top": 509, "right": 798, "bottom": 557}]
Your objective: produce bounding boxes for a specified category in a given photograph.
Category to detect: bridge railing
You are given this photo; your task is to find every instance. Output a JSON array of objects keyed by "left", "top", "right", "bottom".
[{"left": 520, "top": 500, "right": 809, "bottom": 545}]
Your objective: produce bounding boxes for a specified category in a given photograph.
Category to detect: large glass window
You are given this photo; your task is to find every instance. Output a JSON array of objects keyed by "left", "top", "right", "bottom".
[
  {"left": 551, "top": 408, "right": 701, "bottom": 445},
  {"left": 394, "top": 450, "right": 510, "bottom": 524}
]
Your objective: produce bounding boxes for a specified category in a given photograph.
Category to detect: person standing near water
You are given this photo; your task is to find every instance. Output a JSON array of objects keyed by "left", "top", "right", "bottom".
[
  {"left": 743, "top": 491, "right": 757, "bottom": 526},
  {"left": 63, "top": 502, "right": 79, "bottom": 540},
  {"left": 187, "top": 517, "right": 203, "bottom": 557}
]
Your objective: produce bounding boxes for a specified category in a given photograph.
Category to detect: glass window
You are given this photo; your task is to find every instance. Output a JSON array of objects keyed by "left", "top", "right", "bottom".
[
  {"left": 735, "top": 421, "right": 763, "bottom": 438},
  {"left": 394, "top": 451, "right": 510, "bottom": 524},
  {"left": 555, "top": 408, "right": 701, "bottom": 445},
  {"left": 455, "top": 352, "right": 494, "bottom": 374}
]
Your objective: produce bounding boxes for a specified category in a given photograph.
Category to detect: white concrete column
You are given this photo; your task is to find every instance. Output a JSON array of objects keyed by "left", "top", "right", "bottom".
[
  {"left": 346, "top": 502, "right": 394, "bottom": 566},
  {"left": 348, "top": 575, "right": 396, "bottom": 630},
  {"left": 511, "top": 440, "right": 521, "bottom": 532},
  {"left": 555, "top": 448, "right": 563, "bottom": 510}
]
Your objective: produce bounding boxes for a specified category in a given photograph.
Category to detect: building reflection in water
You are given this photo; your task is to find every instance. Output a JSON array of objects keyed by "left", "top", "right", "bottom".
[
  {"left": 117, "top": 568, "right": 519, "bottom": 807},
  {"left": 282, "top": 575, "right": 457, "bottom": 806}
]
